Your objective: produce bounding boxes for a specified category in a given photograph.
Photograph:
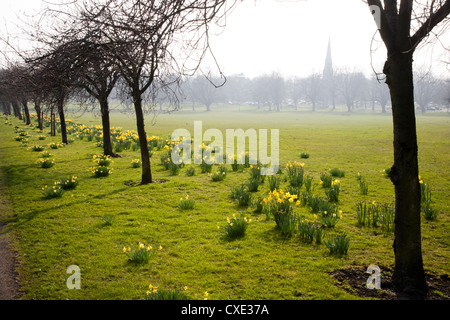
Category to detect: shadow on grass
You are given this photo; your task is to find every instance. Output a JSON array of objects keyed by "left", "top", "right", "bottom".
[{"left": 2, "top": 186, "right": 130, "bottom": 230}]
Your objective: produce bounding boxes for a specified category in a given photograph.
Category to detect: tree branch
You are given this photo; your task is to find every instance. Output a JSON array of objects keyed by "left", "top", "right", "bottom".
[
  {"left": 410, "top": 0, "right": 450, "bottom": 49},
  {"left": 367, "top": 0, "right": 397, "bottom": 53}
]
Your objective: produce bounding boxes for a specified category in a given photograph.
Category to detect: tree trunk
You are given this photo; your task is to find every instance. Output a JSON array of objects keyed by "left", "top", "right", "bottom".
[
  {"left": 58, "top": 100, "right": 68, "bottom": 144},
  {"left": 384, "top": 52, "right": 428, "bottom": 299},
  {"left": 4, "top": 102, "right": 12, "bottom": 115},
  {"left": 51, "top": 111, "right": 56, "bottom": 136},
  {"left": 12, "top": 102, "right": 22, "bottom": 120},
  {"left": 34, "top": 103, "right": 43, "bottom": 130},
  {"left": 347, "top": 101, "right": 352, "bottom": 112},
  {"left": 133, "top": 94, "right": 152, "bottom": 184},
  {"left": 22, "top": 100, "right": 31, "bottom": 125},
  {"left": 99, "top": 98, "right": 114, "bottom": 157}
]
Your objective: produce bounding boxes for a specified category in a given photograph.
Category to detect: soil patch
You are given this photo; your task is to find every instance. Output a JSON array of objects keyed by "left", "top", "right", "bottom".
[{"left": 331, "top": 265, "right": 449, "bottom": 300}]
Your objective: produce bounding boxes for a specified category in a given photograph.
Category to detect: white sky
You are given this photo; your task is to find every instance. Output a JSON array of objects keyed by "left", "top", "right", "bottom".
[{"left": 0, "top": 0, "right": 449, "bottom": 79}]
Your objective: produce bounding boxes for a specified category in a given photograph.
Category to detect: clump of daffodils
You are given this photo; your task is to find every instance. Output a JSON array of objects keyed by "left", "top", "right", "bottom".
[
  {"left": 285, "top": 161, "right": 305, "bottom": 188},
  {"left": 92, "top": 154, "right": 113, "bottom": 167},
  {"left": 211, "top": 170, "right": 226, "bottom": 181},
  {"left": 91, "top": 166, "right": 112, "bottom": 177},
  {"left": 261, "top": 189, "right": 300, "bottom": 235},
  {"left": 56, "top": 176, "right": 78, "bottom": 190},
  {"left": 316, "top": 209, "right": 343, "bottom": 228},
  {"left": 144, "top": 284, "right": 190, "bottom": 300},
  {"left": 219, "top": 212, "right": 251, "bottom": 240},
  {"left": 37, "top": 158, "right": 55, "bottom": 168},
  {"left": 325, "top": 179, "right": 341, "bottom": 202},
  {"left": 123, "top": 242, "right": 162, "bottom": 264},
  {"left": 41, "top": 184, "right": 64, "bottom": 199},
  {"left": 262, "top": 189, "right": 301, "bottom": 216},
  {"left": 131, "top": 159, "right": 141, "bottom": 168},
  {"left": 178, "top": 195, "right": 195, "bottom": 210}
]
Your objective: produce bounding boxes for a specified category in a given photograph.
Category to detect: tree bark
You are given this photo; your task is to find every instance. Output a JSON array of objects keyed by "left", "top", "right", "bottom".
[
  {"left": 22, "top": 100, "right": 31, "bottom": 125},
  {"left": 133, "top": 94, "right": 152, "bottom": 184},
  {"left": 384, "top": 52, "right": 427, "bottom": 299},
  {"left": 34, "top": 103, "right": 43, "bottom": 130},
  {"left": 99, "top": 97, "right": 114, "bottom": 157},
  {"left": 12, "top": 102, "right": 22, "bottom": 120},
  {"left": 58, "top": 99, "right": 68, "bottom": 144},
  {"left": 51, "top": 111, "right": 56, "bottom": 136}
]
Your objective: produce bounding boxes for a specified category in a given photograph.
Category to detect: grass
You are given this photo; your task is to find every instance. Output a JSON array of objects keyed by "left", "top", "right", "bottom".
[{"left": 0, "top": 109, "right": 448, "bottom": 300}]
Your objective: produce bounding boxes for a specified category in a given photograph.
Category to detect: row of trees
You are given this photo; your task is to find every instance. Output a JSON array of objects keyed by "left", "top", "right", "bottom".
[
  {"left": 181, "top": 70, "right": 449, "bottom": 113},
  {"left": 0, "top": 0, "right": 238, "bottom": 185}
]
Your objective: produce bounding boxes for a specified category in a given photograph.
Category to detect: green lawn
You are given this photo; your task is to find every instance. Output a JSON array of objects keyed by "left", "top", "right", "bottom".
[{"left": 0, "top": 109, "right": 448, "bottom": 300}]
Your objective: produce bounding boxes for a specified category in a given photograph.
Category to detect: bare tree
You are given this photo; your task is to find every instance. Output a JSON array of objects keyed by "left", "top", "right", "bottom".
[
  {"left": 190, "top": 73, "right": 222, "bottom": 111},
  {"left": 414, "top": 69, "right": 439, "bottom": 113},
  {"left": 366, "top": 0, "right": 450, "bottom": 299},
  {"left": 251, "top": 75, "right": 271, "bottom": 110},
  {"left": 29, "top": 44, "right": 79, "bottom": 144},
  {"left": 267, "top": 72, "right": 285, "bottom": 112},
  {"left": 287, "top": 77, "right": 304, "bottom": 111},
  {"left": 304, "top": 73, "right": 322, "bottom": 112},
  {"left": 72, "top": 0, "right": 237, "bottom": 184},
  {"left": 369, "top": 74, "right": 391, "bottom": 112},
  {"left": 336, "top": 70, "right": 367, "bottom": 112},
  {"left": 0, "top": 66, "right": 29, "bottom": 122}
]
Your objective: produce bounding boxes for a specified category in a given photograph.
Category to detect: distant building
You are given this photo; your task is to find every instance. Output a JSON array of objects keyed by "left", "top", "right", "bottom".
[{"left": 322, "top": 37, "right": 336, "bottom": 109}]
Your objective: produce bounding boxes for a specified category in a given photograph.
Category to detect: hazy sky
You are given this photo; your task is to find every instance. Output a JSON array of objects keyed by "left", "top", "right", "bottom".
[{"left": 0, "top": 0, "right": 448, "bottom": 79}]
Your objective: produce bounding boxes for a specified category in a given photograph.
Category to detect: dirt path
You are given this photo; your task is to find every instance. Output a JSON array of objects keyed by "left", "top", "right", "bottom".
[
  {"left": 0, "top": 225, "right": 19, "bottom": 300},
  {"left": 0, "top": 166, "right": 20, "bottom": 300}
]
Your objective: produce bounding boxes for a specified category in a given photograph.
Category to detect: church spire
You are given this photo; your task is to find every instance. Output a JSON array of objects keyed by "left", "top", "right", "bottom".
[
  {"left": 322, "top": 37, "right": 335, "bottom": 109},
  {"left": 323, "top": 37, "right": 333, "bottom": 80}
]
